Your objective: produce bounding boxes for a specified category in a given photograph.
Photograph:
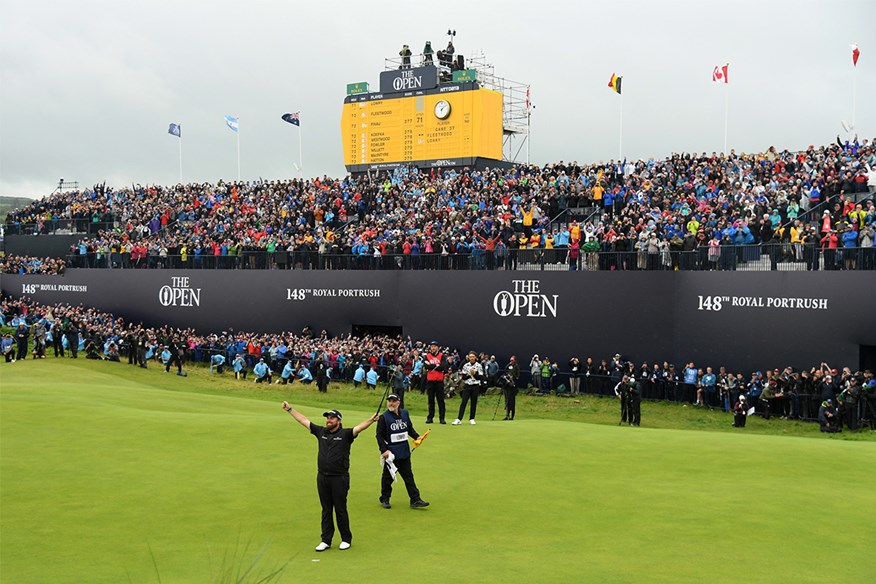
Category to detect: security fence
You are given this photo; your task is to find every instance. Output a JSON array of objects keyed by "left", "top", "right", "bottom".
[{"left": 62, "top": 244, "right": 875, "bottom": 272}]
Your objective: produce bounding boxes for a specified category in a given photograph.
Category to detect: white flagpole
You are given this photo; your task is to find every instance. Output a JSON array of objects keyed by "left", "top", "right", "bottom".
[
  {"left": 298, "top": 115, "right": 303, "bottom": 177},
  {"left": 526, "top": 87, "right": 532, "bottom": 165},
  {"left": 619, "top": 91, "right": 623, "bottom": 161},
  {"left": 236, "top": 118, "right": 241, "bottom": 181},
  {"left": 723, "top": 81, "right": 729, "bottom": 155},
  {"left": 179, "top": 136, "right": 183, "bottom": 184},
  {"left": 852, "top": 60, "right": 857, "bottom": 131},
  {"left": 527, "top": 108, "right": 531, "bottom": 166}
]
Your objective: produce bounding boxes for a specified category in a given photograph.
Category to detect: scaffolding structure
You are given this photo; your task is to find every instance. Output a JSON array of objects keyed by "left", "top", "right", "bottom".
[
  {"left": 467, "top": 50, "right": 531, "bottom": 166},
  {"left": 383, "top": 49, "right": 531, "bottom": 165}
]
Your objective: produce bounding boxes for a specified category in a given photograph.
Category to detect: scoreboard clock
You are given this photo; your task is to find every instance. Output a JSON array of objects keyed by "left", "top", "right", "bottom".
[
  {"left": 341, "top": 84, "right": 503, "bottom": 172},
  {"left": 434, "top": 100, "right": 451, "bottom": 119}
]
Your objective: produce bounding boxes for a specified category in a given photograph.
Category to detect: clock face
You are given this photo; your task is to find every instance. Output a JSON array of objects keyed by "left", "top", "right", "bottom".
[{"left": 434, "top": 100, "right": 451, "bottom": 119}]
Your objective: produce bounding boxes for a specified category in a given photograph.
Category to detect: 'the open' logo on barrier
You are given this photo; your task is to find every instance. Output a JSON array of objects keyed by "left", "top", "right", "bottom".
[
  {"left": 493, "top": 280, "right": 558, "bottom": 318},
  {"left": 159, "top": 277, "right": 201, "bottom": 307}
]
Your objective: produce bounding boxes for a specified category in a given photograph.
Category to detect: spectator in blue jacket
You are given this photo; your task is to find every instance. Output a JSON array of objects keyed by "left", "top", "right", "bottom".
[
  {"left": 841, "top": 226, "right": 858, "bottom": 270},
  {"left": 2, "top": 333, "right": 15, "bottom": 362},
  {"left": 366, "top": 366, "right": 379, "bottom": 389},
  {"left": 748, "top": 371, "right": 764, "bottom": 414},
  {"left": 278, "top": 360, "right": 296, "bottom": 384},
  {"left": 297, "top": 365, "right": 313, "bottom": 384},
  {"left": 412, "top": 355, "right": 424, "bottom": 392},
  {"left": 699, "top": 367, "right": 717, "bottom": 407},
  {"left": 353, "top": 364, "right": 366, "bottom": 387},
  {"left": 233, "top": 354, "right": 247, "bottom": 380},
  {"left": 210, "top": 353, "right": 226, "bottom": 374},
  {"left": 682, "top": 362, "right": 698, "bottom": 403},
  {"left": 254, "top": 358, "right": 272, "bottom": 383}
]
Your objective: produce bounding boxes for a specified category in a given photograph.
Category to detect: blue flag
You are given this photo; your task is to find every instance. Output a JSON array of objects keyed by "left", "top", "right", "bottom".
[
  {"left": 224, "top": 115, "right": 239, "bottom": 133},
  {"left": 168, "top": 123, "right": 181, "bottom": 138},
  {"left": 281, "top": 112, "right": 300, "bottom": 126}
]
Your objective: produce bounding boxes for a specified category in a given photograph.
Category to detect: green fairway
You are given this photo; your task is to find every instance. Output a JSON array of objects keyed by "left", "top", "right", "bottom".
[{"left": 2, "top": 359, "right": 874, "bottom": 583}]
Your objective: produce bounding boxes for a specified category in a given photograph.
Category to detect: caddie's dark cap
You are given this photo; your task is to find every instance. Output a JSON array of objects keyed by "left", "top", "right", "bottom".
[
  {"left": 323, "top": 409, "right": 343, "bottom": 419},
  {"left": 387, "top": 394, "right": 400, "bottom": 401}
]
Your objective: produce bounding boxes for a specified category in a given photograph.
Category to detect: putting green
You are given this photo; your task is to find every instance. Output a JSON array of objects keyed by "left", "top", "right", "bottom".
[{"left": 1, "top": 362, "right": 873, "bottom": 583}]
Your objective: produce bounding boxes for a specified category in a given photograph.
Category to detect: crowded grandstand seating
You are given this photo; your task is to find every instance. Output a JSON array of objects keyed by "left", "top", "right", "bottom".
[
  {"left": 0, "top": 255, "right": 66, "bottom": 275},
  {"left": 3, "top": 138, "right": 874, "bottom": 272}
]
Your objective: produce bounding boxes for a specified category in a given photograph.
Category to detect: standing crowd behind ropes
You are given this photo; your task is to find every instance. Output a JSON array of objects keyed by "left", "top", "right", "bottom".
[{"left": 3, "top": 295, "right": 873, "bottom": 433}]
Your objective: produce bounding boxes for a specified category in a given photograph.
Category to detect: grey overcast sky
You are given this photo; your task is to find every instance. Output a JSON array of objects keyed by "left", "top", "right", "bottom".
[{"left": 0, "top": 0, "right": 873, "bottom": 197}]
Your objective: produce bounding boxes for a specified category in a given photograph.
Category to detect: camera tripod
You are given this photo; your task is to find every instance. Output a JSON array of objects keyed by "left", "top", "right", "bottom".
[{"left": 857, "top": 396, "right": 876, "bottom": 431}]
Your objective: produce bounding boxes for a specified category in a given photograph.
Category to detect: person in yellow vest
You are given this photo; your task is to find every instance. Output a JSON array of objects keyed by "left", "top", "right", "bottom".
[
  {"left": 518, "top": 233, "right": 529, "bottom": 265},
  {"left": 847, "top": 204, "right": 866, "bottom": 230},
  {"left": 529, "top": 231, "right": 542, "bottom": 266},
  {"left": 592, "top": 184, "right": 604, "bottom": 206},
  {"left": 521, "top": 207, "right": 534, "bottom": 234},
  {"left": 543, "top": 231, "right": 555, "bottom": 265},
  {"left": 120, "top": 242, "right": 131, "bottom": 269},
  {"left": 789, "top": 219, "right": 804, "bottom": 262},
  {"left": 569, "top": 221, "right": 581, "bottom": 243}
]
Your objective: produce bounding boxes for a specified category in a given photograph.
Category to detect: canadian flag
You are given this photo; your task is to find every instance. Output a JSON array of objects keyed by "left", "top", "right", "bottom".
[
  {"left": 712, "top": 64, "right": 729, "bottom": 83},
  {"left": 851, "top": 44, "right": 860, "bottom": 66}
]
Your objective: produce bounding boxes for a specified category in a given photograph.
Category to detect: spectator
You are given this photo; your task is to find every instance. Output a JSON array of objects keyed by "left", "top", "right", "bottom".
[
  {"left": 732, "top": 395, "right": 748, "bottom": 428},
  {"left": 254, "top": 358, "right": 272, "bottom": 383},
  {"left": 365, "top": 366, "right": 379, "bottom": 389},
  {"left": 210, "top": 353, "right": 226, "bottom": 374},
  {"left": 818, "top": 398, "right": 840, "bottom": 432},
  {"left": 233, "top": 354, "right": 247, "bottom": 380},
  {"left": 2, "top": 332, "right": 14, "bottom": 362},
  {"left": 6, "top": 138, "right": 872, "bottom": 275}
]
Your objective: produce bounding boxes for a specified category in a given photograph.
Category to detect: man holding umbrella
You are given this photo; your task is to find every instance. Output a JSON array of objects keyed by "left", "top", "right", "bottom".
[{"left": 376, "top": 394, "right": 430, "bottom": 510}]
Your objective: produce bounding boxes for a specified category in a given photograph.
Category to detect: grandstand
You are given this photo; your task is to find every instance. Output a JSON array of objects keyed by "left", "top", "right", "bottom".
[
  {"left": 3, "top": 138, "right": 874, "bottom": 271},
  {"left": 1, "top": 137, "right": 875, "bottom": 377}
]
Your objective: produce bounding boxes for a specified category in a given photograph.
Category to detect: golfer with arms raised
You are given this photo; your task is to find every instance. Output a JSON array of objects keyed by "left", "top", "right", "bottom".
[{"left": 281, "top": 401, "right": 377, "bottom": 551}]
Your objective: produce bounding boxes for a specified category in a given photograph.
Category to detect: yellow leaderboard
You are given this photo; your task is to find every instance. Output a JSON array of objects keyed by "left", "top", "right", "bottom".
[{"left": 341, "top": 86, "right": 503, "bottom": 171}]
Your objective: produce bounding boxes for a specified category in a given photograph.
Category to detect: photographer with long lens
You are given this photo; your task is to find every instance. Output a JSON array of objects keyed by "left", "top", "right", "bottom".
[
  {"left": 626, "top": 375, "right": 642, "bottom": 426},
  {"left": 839, "top": 376, "right": 863, "bottom": 432},
  {"left": 502, "top": 356, "right": 520, "bottom": 420},
  {"left": 615, "top": 374, "right": 630, "bottom": 425}
]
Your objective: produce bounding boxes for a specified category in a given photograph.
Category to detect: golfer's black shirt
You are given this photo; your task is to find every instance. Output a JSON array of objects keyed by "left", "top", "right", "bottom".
[{"left": 310, "top": 423, "right": 356, "bottom": 476}]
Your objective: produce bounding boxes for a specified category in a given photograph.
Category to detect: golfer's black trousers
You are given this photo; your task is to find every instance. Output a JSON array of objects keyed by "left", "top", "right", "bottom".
[{"left": 317, "top": 473, "right": 351, "bottom": 544}]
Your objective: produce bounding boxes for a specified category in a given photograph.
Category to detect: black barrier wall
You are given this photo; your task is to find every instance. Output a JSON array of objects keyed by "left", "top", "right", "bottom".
[
  {"left": 3, "top": 235, "right": 81, "bottom": 258},
  {"left": 2, "top": 271, "right": 874, "bottom": 372}
]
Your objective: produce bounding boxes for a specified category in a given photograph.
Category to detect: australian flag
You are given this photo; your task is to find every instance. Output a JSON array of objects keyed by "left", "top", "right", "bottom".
[
  {"left": 281, "top": 112, "right": 300, "bottom": 126},
  {"left": 168, "top": 123, "right": 181, "bottom": 138}
]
